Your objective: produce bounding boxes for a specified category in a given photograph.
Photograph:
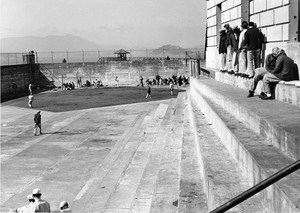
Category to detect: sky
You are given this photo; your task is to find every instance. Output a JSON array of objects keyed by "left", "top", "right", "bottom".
[{"left": 0, "top": 0, "right": 207, "bottom": 48}]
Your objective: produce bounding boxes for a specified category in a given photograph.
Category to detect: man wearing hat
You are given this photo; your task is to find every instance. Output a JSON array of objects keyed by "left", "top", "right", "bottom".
[
  {"left": 59, "top": 201, "right": 72, "bottom": 213},
  {"left": 261, "top": 47, "right": 298, "bottom": 99},
  {"left": 30, "top": 188, "right": 50, "bottom": 212},
  {"left": 34, "top": 111, "right": 42, "bottom": 136},
  {"left": 15, "top": 194, "right": 35, "bottom": 212}
]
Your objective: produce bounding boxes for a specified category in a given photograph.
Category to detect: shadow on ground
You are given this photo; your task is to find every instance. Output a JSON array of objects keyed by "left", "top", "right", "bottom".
[{"left": 2, "top": 86, "right": 185, "bottom": 112}]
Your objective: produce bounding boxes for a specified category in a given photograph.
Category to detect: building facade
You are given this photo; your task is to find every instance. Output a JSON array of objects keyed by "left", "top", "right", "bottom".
[{"left": 205, "top": 0, "right": 300, "bottom": 70}]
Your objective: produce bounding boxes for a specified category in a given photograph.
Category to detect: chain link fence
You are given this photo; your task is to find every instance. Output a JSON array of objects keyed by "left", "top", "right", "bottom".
[{"left": 1, "top": 48, "right": 205, "bottom": 66}]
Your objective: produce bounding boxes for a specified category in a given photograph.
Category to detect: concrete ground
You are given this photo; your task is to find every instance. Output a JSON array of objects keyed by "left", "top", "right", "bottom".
[{"left": 1, "top": 86, "right": 205, "bottom": 213}]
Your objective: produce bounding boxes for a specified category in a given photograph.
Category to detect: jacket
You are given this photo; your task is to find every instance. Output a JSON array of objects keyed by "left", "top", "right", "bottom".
[
  {"left": 271, "top": 52, "right": 298, "bottom": 81},
  {"left": 230, "top": 33, "right": 239, "bottom": 52},
  {"left": 219, "top": 33, "right": 227, "bottom": 54},
  {"left": 243, "top": 27, "right": 263, "bottom": 51},
  {"left": 264, "top": 54, "right": 277, "bottom": 72}
]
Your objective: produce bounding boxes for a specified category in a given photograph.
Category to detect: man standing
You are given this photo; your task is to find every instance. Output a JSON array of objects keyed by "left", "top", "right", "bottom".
[
  {"left": 115, "top": 76, "right": 119, "bottom": 87},
  {"left": 218, "top": 28, "right": 227, "bottom": 72},
  {"left": 224, "top": 24, "right": 233, "bottom": 72},
  {"left": 243, "top": 22, "right": 264, "bottom": 78},
  {"left": 247, "top": 49, "right": 277, "bottom": 97},
  {"left": 30, "top": 188, "right": 50, "bottom": 212},
  {"left": 34, "top": 111, "right": 42, "bottom": 136},
  {"left": 238, "top": 21, "right": 248, "bottom": 74},
  {"left": 140, "top": 75, "right": 144, "bottom": 87},
  {"left": 261, "top": 47, "right": 298, "bottom": 100}
]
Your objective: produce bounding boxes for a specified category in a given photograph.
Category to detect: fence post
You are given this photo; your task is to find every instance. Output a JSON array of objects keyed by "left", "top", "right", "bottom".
[
  {"left": 67, "top": 51, "right": 69, "bottom": 63},
  {"left": 61, "top": 74, "right": 64, "bottom": 90},
  {"left": 36, "top": 52, "right": 39, "bottom": 63},
  {"left": 179, "top": 48, "right": 180, "bottom": 58},
  {"left": 51, "top": 51, "right": 53, "bottom": 64},
  {"left": 98, "top": 50, "right": 100, "bottom": 60},
  {"left": 7, "top": 53, "right": 9, "bottom": 65},
  {"left": 82, "top": 50, "right": 85, "bottom": 65}
]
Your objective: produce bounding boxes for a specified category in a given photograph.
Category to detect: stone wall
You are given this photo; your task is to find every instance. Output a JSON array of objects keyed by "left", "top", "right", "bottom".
[
  {"left": 39, "top": 59, "right": 189, "bottom": 87},
  {"left": 1, "top": 64, "right": 39, "bottom": 101}
]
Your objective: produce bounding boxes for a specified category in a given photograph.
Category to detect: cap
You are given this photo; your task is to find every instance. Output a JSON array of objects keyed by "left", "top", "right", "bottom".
[
  {"left": 60, "top": 201, "right": 68, "bottom": 208},
  {"left": 32, "top": 188, "right": 41, "bottom": 195},
  {"left": 224, "top": 24, "right": 230, "bottom": 29},
  {"left": 219, "top": 28, "right": 226, "bottom": 32},
  {"left": 27, "top": 194, "right": 33, "bottom": 200},
  {"left": 272, "top": 47, "right": 282, "bottom": 57}
]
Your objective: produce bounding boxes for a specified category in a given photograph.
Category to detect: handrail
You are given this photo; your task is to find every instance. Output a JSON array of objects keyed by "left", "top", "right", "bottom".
[{"left": 209, "top": 159, "right": 300, "bottom": 213}]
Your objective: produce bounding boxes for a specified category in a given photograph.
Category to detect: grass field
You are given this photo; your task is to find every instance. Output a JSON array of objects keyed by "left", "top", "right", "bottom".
[{"left": 2, "top": 86, "right": 185, "bottom": 112}]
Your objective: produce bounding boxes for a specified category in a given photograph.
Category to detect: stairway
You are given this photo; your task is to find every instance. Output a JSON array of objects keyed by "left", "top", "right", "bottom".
[{"left": 189, "top": 77, "right": 300, "bottom": 213}]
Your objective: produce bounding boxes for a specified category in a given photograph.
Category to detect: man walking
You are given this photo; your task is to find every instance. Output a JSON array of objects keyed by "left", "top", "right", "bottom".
[{"left": 34, "top": 111, "right": 42, "bottom": 136}]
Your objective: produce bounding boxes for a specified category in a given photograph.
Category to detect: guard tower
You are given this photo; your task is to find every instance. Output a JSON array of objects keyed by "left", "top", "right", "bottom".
[{"left": 114, "top": 49, "right": 130, "bottom": 61}]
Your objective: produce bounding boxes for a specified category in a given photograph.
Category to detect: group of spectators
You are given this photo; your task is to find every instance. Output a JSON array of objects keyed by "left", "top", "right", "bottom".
[
  {"left": 12, "top": 188, "right": 71, "bottom": 213},
  {"left": 61, "top": 82, "right": 75, "bottom": 90},
  {"left": 219, "top": 21, "right": 265, "bottom": 78},
  {"left": 139, "top": 74, "right": 189, "bottom": 87}
]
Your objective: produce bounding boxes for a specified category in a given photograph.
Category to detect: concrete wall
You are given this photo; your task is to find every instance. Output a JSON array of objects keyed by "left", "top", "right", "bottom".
[
  {"left": 1, "top": 64, "right": 39, "bottom": 101},
  {"left": 1, "top": 59, "right": 188, "bottom": 101},
  {"left": 40, "top": 59, "right": 189, "bottom": 87},
  {"left": 205, "top": 0, "right": 300, "bottom": 75}
]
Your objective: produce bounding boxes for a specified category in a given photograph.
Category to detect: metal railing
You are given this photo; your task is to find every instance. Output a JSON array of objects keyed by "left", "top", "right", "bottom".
[
  {"left": 0, "top": 48, "right": 205, "bottom": 66},
  {"left": 209, "top": 159, "right": 300, "bottom": 213}
]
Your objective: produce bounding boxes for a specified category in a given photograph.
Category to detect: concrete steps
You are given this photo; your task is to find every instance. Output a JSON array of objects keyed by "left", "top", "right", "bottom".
[
  {"left": 188, "top": 91, "right": 267, "bottom": 213},
  {"left": 69, "top": 92, "right": 194, "bottom": 212},
  {"left": 178, "top": 104, "right": 208, "bottom": 213},
  {"left": 190, "top": 77, "right": 300, "bottom": 213}
]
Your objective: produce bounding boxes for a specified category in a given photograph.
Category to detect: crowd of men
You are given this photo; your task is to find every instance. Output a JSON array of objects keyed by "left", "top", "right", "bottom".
[
  {"left": 219, "top": 21, "right": 299, "bottom": 99},
  {"left": 139, "top": 74, "right": 189, "bottom": 87}
]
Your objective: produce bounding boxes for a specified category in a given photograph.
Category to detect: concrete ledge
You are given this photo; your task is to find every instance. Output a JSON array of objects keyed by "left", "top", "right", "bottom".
[
  {"left": 200, "top": 67, "right": 300, "bottom": 108},
  {"left": 190, "top": 80, "right": 300, "bottom": 213},
  {"left": 191, "top": 78, "right": 300, "bottom": 160}
]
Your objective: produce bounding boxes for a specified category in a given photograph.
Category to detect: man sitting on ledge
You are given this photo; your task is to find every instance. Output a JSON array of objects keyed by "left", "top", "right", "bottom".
[
  {"left": 247, "top": 48, "right": 277, "bottom": 98},
  {"left": 261, "top": 47, "right": 298, "bottom": 100}
]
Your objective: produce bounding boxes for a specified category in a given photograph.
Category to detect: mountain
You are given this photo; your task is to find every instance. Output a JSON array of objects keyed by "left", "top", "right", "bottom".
[
  {"left": 151, "top": 44, "right": 191, "bottom": 56},
  {"left": 0, "top": 35, "right": 118, "bottom": 52}
]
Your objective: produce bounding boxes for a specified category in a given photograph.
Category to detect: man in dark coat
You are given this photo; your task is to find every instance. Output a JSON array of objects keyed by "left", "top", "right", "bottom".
[
  {"left": 224, "top": 24, "right": 233, "bottom": 72},
  {"left": 243, "top": 22, "right": 264, "bottom": 77},
  {"left": 261, "top": 47, "right": 298, "bottom": 100},
  {"left": 219, "top": 28, "right": 227, "bottom": 72},
  {"left": 34, "top": 111, "right": 42, "bottom": 135}
]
